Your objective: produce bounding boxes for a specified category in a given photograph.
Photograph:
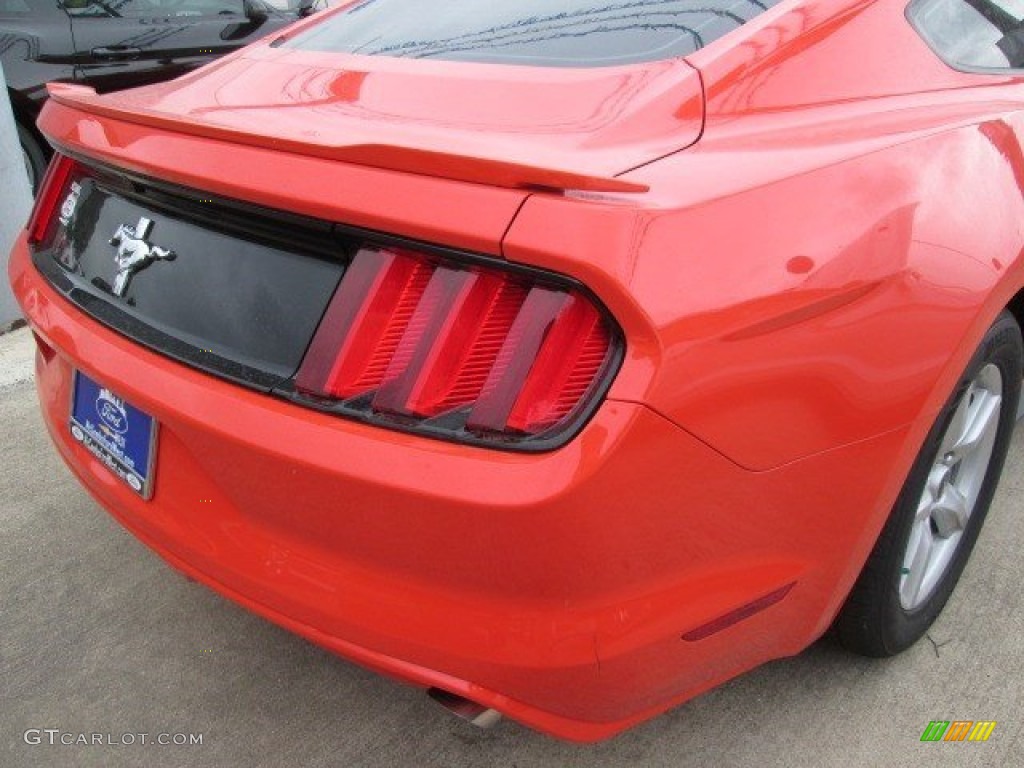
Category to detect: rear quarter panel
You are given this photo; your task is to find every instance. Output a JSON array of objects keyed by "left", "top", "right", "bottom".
[
  {"left": 502, "top": 0, "right": 1024, "bottom": 649},
  {"left": 507, "top": 0, "right": 1024, "bottom": 472}
]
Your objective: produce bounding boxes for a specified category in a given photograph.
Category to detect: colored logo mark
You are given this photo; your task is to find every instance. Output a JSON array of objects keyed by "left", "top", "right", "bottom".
[{"left": 921, "top": 721, "right": 996, "bottom": 742}]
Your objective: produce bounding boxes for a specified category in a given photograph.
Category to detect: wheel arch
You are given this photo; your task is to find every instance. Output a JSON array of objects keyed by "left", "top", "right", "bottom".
[{"left": 1004, "top": 286, "right": 1024, "bottom": 348}]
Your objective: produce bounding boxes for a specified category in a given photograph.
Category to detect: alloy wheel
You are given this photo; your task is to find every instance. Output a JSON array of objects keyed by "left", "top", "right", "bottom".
[{"left": 899, "top": 363, "right": 1003, "bottom": 610}]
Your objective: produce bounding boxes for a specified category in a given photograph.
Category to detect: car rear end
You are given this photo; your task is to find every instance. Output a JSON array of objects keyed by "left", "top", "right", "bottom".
[
  {"left": 7, "top": 0, "right": 856, "bottom": 741},
  {"left": 9, "top": 95, "right": 790, "bottom": 738}
]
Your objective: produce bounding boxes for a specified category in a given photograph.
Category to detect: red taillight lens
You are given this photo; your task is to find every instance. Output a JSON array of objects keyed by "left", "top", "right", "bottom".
[
  {"left": 295, "top": 246, "right": 620, "bottom": 448},
  {"left": 26, "top": 153, "right": 77, "bottom": 246}
]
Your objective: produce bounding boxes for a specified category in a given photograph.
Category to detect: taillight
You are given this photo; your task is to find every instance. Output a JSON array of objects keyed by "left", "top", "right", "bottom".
[
  {"left": 294, "top": 246, "right": 621, "bottom": 449},
  {"left": 26, "top": 153, "right": 78, "bottom": 247}
]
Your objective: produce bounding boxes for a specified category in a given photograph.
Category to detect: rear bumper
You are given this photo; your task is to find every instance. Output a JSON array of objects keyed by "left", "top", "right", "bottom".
[{"left": 10, "top": 235, "right": 909, "bottom": 740}]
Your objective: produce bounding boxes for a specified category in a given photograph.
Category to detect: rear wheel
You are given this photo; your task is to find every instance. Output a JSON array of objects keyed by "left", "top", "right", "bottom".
[
  {"left": 17, "top": 122, "right": 47, "bottom": 195},
  {"left": 834, "top": 310, "right": 1021, "bottom": 656}
]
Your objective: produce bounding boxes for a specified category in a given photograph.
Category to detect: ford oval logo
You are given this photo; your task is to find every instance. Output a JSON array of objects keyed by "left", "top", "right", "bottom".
[{"left": 96, "top": 388, "right": 129, "bottom": 435}]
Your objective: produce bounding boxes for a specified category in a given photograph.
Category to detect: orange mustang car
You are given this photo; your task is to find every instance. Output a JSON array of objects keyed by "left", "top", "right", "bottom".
[{"left": 8, "top": 0, "right": 1024, "bottom": 741}]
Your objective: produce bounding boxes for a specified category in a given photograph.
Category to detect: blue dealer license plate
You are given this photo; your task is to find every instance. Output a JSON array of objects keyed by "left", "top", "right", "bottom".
[{"left": 70, "top": 372, "right": 157, "bottom": 499}]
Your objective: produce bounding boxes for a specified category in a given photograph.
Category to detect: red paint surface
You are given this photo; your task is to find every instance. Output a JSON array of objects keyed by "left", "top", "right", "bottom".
[{"left": 12, "top": 0, "right": 1024, "bottom": 740}]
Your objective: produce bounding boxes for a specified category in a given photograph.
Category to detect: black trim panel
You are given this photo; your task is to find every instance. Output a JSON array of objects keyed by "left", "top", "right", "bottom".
[{"left": 33, "top": 152, "right": 626, "bottom": 453}]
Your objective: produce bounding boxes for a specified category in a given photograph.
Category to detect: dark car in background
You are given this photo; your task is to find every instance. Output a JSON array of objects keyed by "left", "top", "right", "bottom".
[{"left": 1, "top": 0, "right": 313, "bottom": 190}]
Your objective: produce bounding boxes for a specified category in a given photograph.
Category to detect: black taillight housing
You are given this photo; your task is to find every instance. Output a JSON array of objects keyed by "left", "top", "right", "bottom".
[{"left": 293, "top": 245, "right": 622, "bottom": 450}]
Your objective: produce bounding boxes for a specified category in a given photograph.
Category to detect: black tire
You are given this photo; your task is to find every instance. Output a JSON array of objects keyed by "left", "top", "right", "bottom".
[
  {"left": 834, "top": 310, "right": 1022, "bottom": 657},
  {"left": 17, "top": 122, "right": 48, "bottom": 195}
]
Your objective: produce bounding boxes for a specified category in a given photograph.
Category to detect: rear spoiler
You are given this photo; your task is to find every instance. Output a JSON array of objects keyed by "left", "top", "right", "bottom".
[{"left": 46, "top": 83, "right": 649, "bottom": 194}]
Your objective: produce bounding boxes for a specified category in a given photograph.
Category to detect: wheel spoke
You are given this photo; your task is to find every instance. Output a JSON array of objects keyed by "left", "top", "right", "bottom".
[
  {"left": 917, "top": 465, "right": 947, "bottom": 521},
  {"left": 901, "top": 520, "right": 934, "bottom": 606},
  {"left": 947, "top": 390, "right": 1001, "bottom": 462},
  {"left": 931, "top": 485, "right": 969, "bottom": 538},
  {"left": 939, "top": 391, "right": 972, "bottom": 458}
]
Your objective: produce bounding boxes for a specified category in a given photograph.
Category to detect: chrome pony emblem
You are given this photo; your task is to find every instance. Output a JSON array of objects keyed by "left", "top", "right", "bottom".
[{"left": 109, "top": 217, "right": 175, "bottom": 297}]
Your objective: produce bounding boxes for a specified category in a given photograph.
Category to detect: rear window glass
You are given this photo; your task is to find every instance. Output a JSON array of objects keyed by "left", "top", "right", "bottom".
[
  {"left": 286, "top": 0, "right": 784, "bottom": 67},
  {"left": 909, "top": 0, "right": 1024, "bottom": 70}
]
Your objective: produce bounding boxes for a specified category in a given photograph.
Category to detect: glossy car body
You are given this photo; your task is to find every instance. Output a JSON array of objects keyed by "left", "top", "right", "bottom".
[
  {"left": 10, "top": 0, "right": 1024, "bottom": 741},
  {"left": 0, "top": 0, "right": 310, "bottom": 187}
]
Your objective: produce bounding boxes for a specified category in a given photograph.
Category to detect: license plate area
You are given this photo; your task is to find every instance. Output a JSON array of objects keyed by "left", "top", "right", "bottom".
[{"left": 69, "top": 371, "right": 158, "bottom": 499}]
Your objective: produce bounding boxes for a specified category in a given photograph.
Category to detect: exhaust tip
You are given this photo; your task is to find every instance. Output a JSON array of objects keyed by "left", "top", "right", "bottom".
[{"left": 427, "top": 688, "right": 502, "bottom": 729}]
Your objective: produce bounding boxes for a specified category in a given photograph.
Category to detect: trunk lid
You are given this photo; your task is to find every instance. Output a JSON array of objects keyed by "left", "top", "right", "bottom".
[{"left": 47, "top": 42, "right": 704, "bottom": 191}]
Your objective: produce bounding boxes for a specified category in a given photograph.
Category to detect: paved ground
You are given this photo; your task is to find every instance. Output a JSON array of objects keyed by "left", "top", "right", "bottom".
[{"left": 1, "top": 327, "right": 1021, "bottom": 767}]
